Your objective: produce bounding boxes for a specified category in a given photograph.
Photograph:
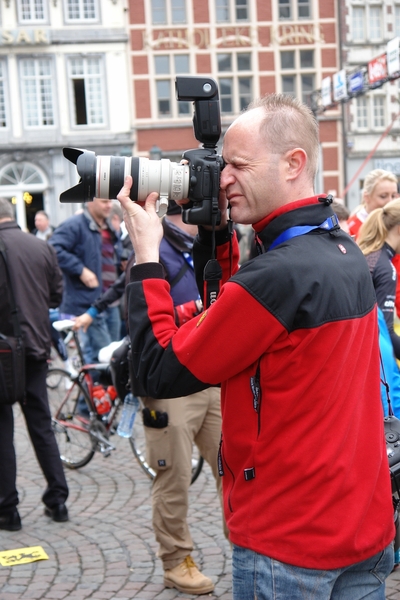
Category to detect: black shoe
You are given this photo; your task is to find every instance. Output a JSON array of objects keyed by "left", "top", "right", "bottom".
[
  {"left": 0, "top": 509, "right": 22, "bottom": 531},
  {"left": 44, "top": 503, "right": 69, "bottom": 522}
]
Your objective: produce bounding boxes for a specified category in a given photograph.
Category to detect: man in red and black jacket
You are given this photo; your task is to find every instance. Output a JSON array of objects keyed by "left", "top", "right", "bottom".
[{"left": 118, "top": 94, "right": 394, "bottom": 600}]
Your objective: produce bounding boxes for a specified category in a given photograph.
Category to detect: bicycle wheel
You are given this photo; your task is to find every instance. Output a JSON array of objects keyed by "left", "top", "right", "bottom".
[
  {"left": 46, "top": 368, "right": 95, "bottom": 469},
  {"left": 129, "top": 407, "right": 204, "bottom": 484}
]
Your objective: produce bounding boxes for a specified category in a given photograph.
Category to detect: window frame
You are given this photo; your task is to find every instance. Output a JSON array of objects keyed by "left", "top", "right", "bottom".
[
  {"left": 64, "top": 0, "right": 99, "bottom": 24},
  {"left": 353, "top": 93, "right": 386, "bottom": 132},
  {"left": 153, "top": 52, "right": 191, "bottom": 118},
  {"left": 278, "top": 0, "right": 311, "bottom": 21},
  {"left": 66, "top": 55, "right": 107, "bottom": 128},
  {"left": 19, "top": 56, "right": 56, "bottom": 129},
  {"left": 279, "top": 48, "right": 315, "bottom": 107},
  {"left": 350, "top": 3, "right": 384, "bottom": 43},
  {"left": 216, "top": 51, "right": 253, "bottom": 114},
  {"left": 17, "top": 0, "right": 48, "bottom": 24},
  {"left": 215, "top": 0, "right": 249, "bottom": 23},
  {"left": 150, "top": 0, "right": 187, "bottom": 25}
]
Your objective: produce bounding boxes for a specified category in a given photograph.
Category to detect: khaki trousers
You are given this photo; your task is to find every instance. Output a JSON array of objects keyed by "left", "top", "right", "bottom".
[{"left": 141, "top": 387, "right": 225, "bottom": 570}]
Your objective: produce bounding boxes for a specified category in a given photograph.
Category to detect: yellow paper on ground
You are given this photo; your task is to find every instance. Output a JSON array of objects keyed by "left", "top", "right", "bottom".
[{"left": 0, "top": 546, "right": 48, "bottom": 566}]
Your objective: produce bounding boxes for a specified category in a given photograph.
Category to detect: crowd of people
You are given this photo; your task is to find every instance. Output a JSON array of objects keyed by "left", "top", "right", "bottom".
[{"left": 1, "top": 91, "right": 400, "bottom": 599}]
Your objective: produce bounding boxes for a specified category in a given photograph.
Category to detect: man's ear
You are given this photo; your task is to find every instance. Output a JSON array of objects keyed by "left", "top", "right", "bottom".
[{"left": 284, "top": 148, "right": 308, "bottom": 181}]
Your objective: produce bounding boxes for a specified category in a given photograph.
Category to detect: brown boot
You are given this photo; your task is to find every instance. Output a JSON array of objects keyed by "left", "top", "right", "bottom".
[{"left": 164, "top": 555, "right": 214, "bottom": 595}]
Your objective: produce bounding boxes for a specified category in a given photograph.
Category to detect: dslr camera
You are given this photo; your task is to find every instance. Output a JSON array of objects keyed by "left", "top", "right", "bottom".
[{"left": 60, "top": 76, "right": 223, "bottom": 226}]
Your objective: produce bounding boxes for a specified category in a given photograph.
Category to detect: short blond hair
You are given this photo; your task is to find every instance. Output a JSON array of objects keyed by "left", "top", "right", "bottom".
[
  {"left": 362, "top": 169, "right": 398, "bottom": 198},
  {"left": 246, "top": 94, "right": 320, "bottom": 181}
]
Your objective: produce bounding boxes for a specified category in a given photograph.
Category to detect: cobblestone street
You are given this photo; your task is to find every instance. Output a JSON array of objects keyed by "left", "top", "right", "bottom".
[{"left": 1, "top": 405, "right": 400, "bottom": 599}]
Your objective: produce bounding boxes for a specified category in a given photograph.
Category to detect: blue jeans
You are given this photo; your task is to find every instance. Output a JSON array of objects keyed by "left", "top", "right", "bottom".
[
  {"left": 232, "top": 543, "right": 394, "bottom": 600},
  {"left": 104, "top": 305, "right": 122, "bottom": 342}
]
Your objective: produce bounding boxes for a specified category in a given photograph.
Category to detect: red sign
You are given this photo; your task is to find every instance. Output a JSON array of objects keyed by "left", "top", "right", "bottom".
[{"left": 368, "top": 53, "right": 388, "bottom": 84}]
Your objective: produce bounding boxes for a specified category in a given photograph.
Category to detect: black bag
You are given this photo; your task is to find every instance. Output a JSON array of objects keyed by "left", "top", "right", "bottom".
[{"left": 0, "top": 237, "right": 25, "bottom": 405}]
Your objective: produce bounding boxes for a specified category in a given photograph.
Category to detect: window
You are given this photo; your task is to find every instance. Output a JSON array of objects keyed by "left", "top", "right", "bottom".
[
  {"left": 216, "top": 0, "right": 248, "bottom": 22},
  {"left": 217, "top": 52, "right": 252, "bottom": 113},
  {"left": 369, "top": 6, "right": 382, "bottom": 40},
  {"left": 351, "top": 4, "right": 383, "bottom": 42},
  {"left": 17, "top": 0, "right": 47, "bottom": 23},
  {"left": 396, "top": 6, "right": 400, "bottom": 38},
  {"left": 68, "top": 57, "right": 105, "bottom": 126},
  {"left": 356, "top": 97, "right": 368, "bottom": 128},
  {"left": 65, "top": 0, "right": 97, "bottom": 22},
  {"left": 281, "top": 51, "right": 295, "bottom": 69},
  {"left": 154, "top": 54, "right": 190, "bottom": 118},
  {"left": 278, "top": 0, "right": 311, "bottom": 20},
  {"left": 352, "top": 7, "right": 365, "bottom": 42},
  {"left": 151, "top": 0, "right": 186, "bottom": 25},
  {"left": 297, "top": 0, "right": 310, "bottom": 18},
  {"left": 20, "top": 58, "right": 54, "bottom": 127},
  {"left": 0, "top": 61, "right": 7, "bottom": 128},
  {"left": 301, "top": 74, "right": 314, "bottom": 105},
  {"left": 280, "top": 49, "right": 315, "bottom": 106},
  {"left": 278, "top": 0, "right": 291, "bottom": 19},
  {"left": 156, "top": 80, "right": 171, "bottom": 115},
  {"left": 353, "top": 94, "right": 386, "bottom": 130},
  {"left": 373, "top": 96, "right": 385, "bottom": 128}
]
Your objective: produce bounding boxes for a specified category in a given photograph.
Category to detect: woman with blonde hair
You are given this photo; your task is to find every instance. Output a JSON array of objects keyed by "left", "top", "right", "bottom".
[
  {"left": 358, "top": 198, "right": 400, "bottom": 358},
  {"left": 348, "top": 169, "right": 398, "bottom": 238}
]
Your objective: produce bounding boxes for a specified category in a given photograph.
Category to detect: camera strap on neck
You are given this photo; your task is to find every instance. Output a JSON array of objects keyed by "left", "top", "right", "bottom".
[{"left": 268, "top": 215, "right": 339, "bottom": 252}]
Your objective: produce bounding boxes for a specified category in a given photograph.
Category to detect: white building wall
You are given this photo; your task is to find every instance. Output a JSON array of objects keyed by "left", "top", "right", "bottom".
[{"left": 0, "top": 0, "right": 133, "bottom": 229}]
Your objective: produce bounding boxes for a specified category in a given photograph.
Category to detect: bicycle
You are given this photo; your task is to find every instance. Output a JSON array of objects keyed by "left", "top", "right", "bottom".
[{"left": 47, "top": 321, "right": 204, "bottom": 483}]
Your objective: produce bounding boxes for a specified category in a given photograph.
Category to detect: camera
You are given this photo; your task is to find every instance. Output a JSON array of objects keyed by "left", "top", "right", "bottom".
[
  {"left": 385, "top": 415, "right": 400, "bottom": 494},
  {"left": 60, "top": 76, "right": 223, "bottom": 225}
]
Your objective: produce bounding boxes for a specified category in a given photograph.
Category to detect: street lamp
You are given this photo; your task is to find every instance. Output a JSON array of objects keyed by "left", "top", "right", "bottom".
[{"left": 149, "top": 145, "right": 162, "bottom": 160}]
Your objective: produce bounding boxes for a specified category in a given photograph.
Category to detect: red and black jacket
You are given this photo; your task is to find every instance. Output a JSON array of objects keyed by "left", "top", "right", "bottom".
[{"left": 126, "top": 196, "right": 394, "bottom": 570}]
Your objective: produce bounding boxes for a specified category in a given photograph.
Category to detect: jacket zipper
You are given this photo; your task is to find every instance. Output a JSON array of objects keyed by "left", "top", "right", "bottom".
[
  {"left": 250, "top": 360, "right": 262, "bottom": 436},
  {"left": 218, "top": 433, "right": 235, "bottom": 512}
]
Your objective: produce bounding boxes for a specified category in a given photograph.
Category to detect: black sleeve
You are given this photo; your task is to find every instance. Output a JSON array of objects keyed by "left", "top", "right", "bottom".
[{"left": 93, "top": 271, "right": 126, "bottom": 313}]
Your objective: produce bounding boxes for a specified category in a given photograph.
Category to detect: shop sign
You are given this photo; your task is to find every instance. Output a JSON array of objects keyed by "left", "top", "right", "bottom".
[{"left": 368, "top": 53, "right": 388, "bottom": 84}]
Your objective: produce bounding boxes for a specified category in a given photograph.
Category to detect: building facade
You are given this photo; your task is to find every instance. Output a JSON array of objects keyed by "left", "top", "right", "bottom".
[
  {"left": 340, "top": 0, "right": 400, "bottom": 211},
  {"left": 129, "top": 0, "right": 342, "bottom": 197},
  {"left": 0, "top": 0, "right": 133, "bottom": 230}
]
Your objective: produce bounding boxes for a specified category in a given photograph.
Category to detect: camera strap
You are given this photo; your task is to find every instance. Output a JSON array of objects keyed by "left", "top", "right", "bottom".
[
  {"left": 380, "top": 350, "right": 394, "bottom": 417},
  {"left": 202, "top": 216, "right": 224, "bottom": 309}
]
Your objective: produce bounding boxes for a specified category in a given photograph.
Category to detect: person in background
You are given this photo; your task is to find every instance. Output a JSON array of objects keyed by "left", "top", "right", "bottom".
[
  {"left": 331, "top": 200, "right": 350, "bottom": 233},
  {"left": 49, "top": 197, "right": 122, "bottom": 364},
  {"left": 109, "top": 203, "right": 124, "bottom": 240},
  {"left": 358, "top": 199, "right": 400, "bottom": 360},
  {"left": 347, "top": 169, "right": 398, "bottom": 238},
  {"left": 73, "top": 200, "right": 225, "bottom": 595},
  {"left": 118, "top": 93, "right": 394, "bottom": 599},
  {"left": 0, "top": 197, "right": 69, "bottom": 530},
  {"left": 33, "top": 210, "right": 54, "bottom": 241}
]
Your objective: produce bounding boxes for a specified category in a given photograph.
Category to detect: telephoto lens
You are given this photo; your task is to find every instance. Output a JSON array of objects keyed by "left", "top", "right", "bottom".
[{"left": 60, "top": 148, "right": 190, "bottom": 217}]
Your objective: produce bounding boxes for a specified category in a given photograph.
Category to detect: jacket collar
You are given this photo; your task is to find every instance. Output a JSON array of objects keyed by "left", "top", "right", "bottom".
[
  {"left": 0, "top": 220, "right": 20, "bottom": 232},
  {"left": 254, "top": 195, "right": 335, "bottom": 253}
]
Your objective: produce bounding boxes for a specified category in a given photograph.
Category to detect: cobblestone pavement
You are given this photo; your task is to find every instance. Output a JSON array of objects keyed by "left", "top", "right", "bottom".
[
  {"left": 0, "top": 405, "right": 231, "bottom": 600},
  {"left": 1, "top": 406, "right": 400, "bottom": 600}
]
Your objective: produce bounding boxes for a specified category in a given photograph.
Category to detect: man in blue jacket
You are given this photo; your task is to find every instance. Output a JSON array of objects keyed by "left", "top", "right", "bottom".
[{"left": 50, "top": 198, "right": 121, "bottom": 364}]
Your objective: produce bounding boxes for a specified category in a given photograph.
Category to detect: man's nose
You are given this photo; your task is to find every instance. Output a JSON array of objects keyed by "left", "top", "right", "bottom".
[{"left": 220, "top": 166, "right": 234, "bottom": 189}]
